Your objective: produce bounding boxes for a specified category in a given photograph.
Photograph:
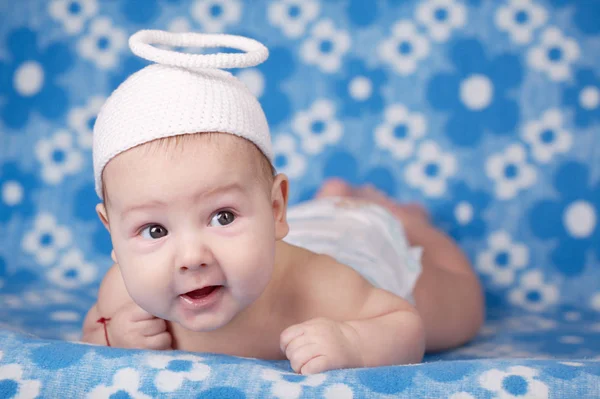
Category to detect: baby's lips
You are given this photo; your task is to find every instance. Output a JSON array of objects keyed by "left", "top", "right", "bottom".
[{"left": 183, "top": 285, "right": 221, "bottom": 299}]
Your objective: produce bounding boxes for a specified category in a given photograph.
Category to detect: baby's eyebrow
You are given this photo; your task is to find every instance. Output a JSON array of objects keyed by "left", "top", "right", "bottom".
[
  {"left": 120, "top": 199, "right": 168, "bottom": 216},
  {"left": 200, "top": 182, "right": 247, "bottom": 199},
  {"left": 120, "top": 182, "right": 247, "bottom": 216}
]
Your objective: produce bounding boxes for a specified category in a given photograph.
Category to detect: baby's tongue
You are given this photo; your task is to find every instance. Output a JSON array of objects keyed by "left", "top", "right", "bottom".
[{"left": 186, "top": 286, "right": 217, "bottom": 299}]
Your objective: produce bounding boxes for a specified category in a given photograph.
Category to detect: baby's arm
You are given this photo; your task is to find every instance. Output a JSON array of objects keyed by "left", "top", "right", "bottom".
[
  {"left": 280, "top": 260, "right": 425, "bottom": 374},
  {"left": 82, "top": 264, "right": 129, "bottom": 345},
  {"left": 81, "top": 303, "right": 107, "bottom": 345},
  {"left": 343, "top": 288, "right": 425, "bottom": 367},
  {"left": 81, "top": 264, "right": 172, "bottom": 349}
]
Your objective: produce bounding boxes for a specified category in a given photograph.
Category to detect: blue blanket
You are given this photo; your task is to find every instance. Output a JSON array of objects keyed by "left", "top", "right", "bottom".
[{"left": 1, "top": 0, "right": 600, "bottom": 397}]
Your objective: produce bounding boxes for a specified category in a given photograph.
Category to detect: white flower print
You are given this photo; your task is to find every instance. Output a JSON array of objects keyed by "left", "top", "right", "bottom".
[
  {"left": 191, "top": 0, "right": 242, "bottom": 33},
  {"left": 236, "top": 68, "right": 266, "bottom": 98},
  {"left": 323, "top": 384, "right": 354, "bottom": 399},
  {"left": 379, "top": 21, "right": 430, "bottom": 75},
  {"left": 479, "top": 366, "right": 549, "bottom": 399},
  {"left": 300, "top": 19, "right": 351, "bottom": 73},
  {"left": 374, "top": 104, "right": 427, "bottom": 160},
  {"left": 415, "top": 0, "right": 467, "bottom": 42},
  {"left": 35, "top": 130, "right": 84, "bottom": 184},
  {"left": 459, "top": 74, "right": 496, "bottom": 111},
  {"left": 578, "top": 84, "right": 600, "bottom": 112},
  {"left": 477, "top": 230, "right": 529, "bottom": 286},
  {"left": 49, "top": 0, "right": 98, "bottom": 35},
  {"left": 2, "top": 180, "right": 24, "bottom": 207},
  {"left": 268, "top": 0, "right": 320, "bottom": 39},
  {"left": 12, "top": 60, "right": 46, "bottom": 98},
  {"left": 77, "top": 17, "right": 127, "bottom": 69},
  {"left": 3, "top": 289, "right": 74, "bottom": 310},
  {"left": 405, "top": 140, "right": 457, "bottom": 197},
  {"left": 449, "top": 393, "right": 476, "bottom": 399},
  {"left": 262, "top": 368, "right": 326, "bottom": 399},
  {"left": 292, "top": 99, "right": 343, "bottom": 154},
  {"left": 485, "top": 144, "right": 537, "bottom": 200},
  {"left": 560, "top": 361, "right": 584, "bottom": 367},
  {"left": 527, "top": 27, "right": 580, "bottom": 81},
  {"left": 495, "top": 0, "right": 548, "bottom": 45},
  {"left": 522, "top": 108, "right": 572, "bottom": 163},
  {"left": 87, "top": 368, "right": 151, "bottom": 399},
  {"left": 168, "top": 17, "right": 193, "bottom": 33},
  {"left": 458, "top": 343, "right": 540, "bottom": 359},
  {"left": 67, "top": 96, "right": 105, "bottom": 148},
  {"left": 504, "top": 314, "right": 556, "bottom": 332},
  {"left": 454, "top": 200, "right": 475, "bottom": 226},
  {"left": 509, "top": 271, "right": 559, "bottom": 312},
  {"left": 147, "top": 353, "right": 211, "bottom": 392},
  {"left": 50, "top": 310, "right": 81, "bottom": 323},
  {"left": 47, "top": 249, "right": 97, "bottom": 289},
  {"left": 273, "top": 134, "right": 307, "bottom": 179},
  {"left": 0, "top": 363, "right": 41, "bottom": 399},
  {"left": 22, "top": 213, "right": 72, "bottom": 267}
]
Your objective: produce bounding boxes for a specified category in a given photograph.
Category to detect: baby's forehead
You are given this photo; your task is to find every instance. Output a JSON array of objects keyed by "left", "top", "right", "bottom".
[
  {"left": 143, "top": 132, "right": 254, "bottom": 155},
  {"left": 107, "top": 132, "right": 258, "bottom": 166},
  {"left": 101, "top": 132, "right": 272, "bottom": 200}
]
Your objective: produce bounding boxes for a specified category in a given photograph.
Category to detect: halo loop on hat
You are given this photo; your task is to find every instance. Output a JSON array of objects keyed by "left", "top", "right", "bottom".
[{"left": 129, "top": 29, "right": 269, "bottom": 69}]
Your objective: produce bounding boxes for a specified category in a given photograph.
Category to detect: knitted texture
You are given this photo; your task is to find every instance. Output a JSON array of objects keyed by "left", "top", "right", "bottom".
[
  {"left": 93, "top": 31, "right": 272, "bottom": 199},
  {"left": 129, "top": 30, "right": 269, "bottom": 69}
]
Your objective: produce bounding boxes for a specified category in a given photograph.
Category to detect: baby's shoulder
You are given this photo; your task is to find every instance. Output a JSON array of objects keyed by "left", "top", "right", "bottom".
[
  {"left": 287, "top": 248, "right": 375, "bottom": 320},
  {"left": 96, "top": 263, "right": 135, "bottom": 317},
  {"left": 303, "top": 253, "right": 365, "bottom": 286}
]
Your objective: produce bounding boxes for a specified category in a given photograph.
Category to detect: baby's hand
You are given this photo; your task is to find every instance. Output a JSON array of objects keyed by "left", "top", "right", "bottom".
[
  {"left": 107, "top": 302, "right": 172, "bottom": 350},
  {"left": 280, "top": 317, "right": 364, "bottom": 374}
]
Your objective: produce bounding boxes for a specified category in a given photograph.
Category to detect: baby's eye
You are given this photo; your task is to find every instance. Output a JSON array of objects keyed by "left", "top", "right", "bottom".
[
  {"left": 140, "top": 224, "right": 168, "bottom": 239},
  {"left": 210, "top": 210, "right": 235, "bottom": 227}
]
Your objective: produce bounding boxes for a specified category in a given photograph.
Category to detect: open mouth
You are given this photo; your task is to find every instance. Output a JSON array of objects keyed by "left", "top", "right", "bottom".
[
  {"left": 179, "top": 285, "right": 224, "bottom": 308},
  {"left": 184, "top": 286, "right": 221, "bottom": 300}
]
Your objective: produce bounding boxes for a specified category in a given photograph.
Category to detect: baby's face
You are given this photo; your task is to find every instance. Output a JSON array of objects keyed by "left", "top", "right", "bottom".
[{"left": 98, "top": 134, "right": 288, "bottom": 332}]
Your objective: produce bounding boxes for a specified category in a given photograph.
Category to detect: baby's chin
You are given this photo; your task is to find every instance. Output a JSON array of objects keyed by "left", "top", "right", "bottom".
[
  {"left": 173, "top": 309, "right": 238, "bottom": 332},
  {"left": 170, "top": 295, "right": 245, "bottom": 332}
]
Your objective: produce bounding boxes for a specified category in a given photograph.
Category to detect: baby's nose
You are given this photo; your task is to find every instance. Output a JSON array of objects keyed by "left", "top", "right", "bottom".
[
  {"left": 179, "top": 263, "right": 207, "bottom": 272},
  {"left": 178, "top": 240, "right": 214, "bottom": 272}
]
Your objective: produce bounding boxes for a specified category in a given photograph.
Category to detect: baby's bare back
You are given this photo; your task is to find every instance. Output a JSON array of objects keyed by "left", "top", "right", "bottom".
[{"left": 85, "top": 243, "right": 392, "bottom": 359}]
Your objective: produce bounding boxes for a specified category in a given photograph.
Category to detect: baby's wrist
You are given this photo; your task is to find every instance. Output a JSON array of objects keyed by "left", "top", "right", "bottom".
[
  {"left": 96, "top": 317, "right": 112, "bottom": 346},
  {"left": 340, "top": 321, "right": 365, "bottom": 368}
]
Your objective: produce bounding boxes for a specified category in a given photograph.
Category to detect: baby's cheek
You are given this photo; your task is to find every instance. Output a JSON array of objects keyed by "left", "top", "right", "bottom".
[
  {"left": 225, "top": 238, "right": 274, "bottom": 299},
  {"left": 120, "top": 262, "right": 172, "bottom": 315}
]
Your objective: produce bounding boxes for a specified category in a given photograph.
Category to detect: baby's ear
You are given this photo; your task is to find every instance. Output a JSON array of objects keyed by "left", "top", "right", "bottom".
[
  {"left": 271, "top": 173, "right": 289, "bottom": 240},
  {"left": 111, "top": 250, "right": 118, "bottom": 263},
  {"left": 96, "top": 203, "right": 110, "bottom": 232}
]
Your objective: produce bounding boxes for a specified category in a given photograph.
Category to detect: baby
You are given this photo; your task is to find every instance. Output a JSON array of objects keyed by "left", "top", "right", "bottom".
[{"left": 82, "top": 30, "right": 484, "bottom": 375}]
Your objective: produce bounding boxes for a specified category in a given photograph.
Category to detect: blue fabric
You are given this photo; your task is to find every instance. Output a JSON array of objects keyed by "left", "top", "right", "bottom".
[{"left": 1, "top": 0, "right": 599, "bottom": 397}]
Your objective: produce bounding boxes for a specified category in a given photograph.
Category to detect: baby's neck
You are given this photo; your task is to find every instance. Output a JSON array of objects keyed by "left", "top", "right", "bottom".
[{"left": 224, "top": 240, "right": 293, "bottom": 328}]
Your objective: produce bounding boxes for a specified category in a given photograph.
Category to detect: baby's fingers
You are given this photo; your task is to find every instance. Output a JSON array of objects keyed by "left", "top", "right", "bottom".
[
  {"left": 137, "top": 318, "right": 168, "bottom": 337},
  {"left": 280, "top": 323, "right": 305, "bottom": 353},
  {"left": 284, "top": 334, "right": 313, "bottom": 358},
  {"left": 128, "top": 303, "right": 158, "bottom": 322},
  {"left": 287, "top": 343, "right": 322, "bottom": 374},
  {"left": 144, "top": 331, "right": 172, "bottom": 350},
  {"left": 300, "top": 355, "right": 329, "bottom": 375}
]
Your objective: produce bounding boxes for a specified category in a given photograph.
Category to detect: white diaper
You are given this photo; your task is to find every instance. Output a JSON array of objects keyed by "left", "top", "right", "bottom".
[{"left": 283, "top": 197, "right": 423, "bottom": 303}]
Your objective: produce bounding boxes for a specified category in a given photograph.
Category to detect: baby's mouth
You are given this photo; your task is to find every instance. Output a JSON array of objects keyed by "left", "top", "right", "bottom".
[{"left": 182, "top": 285, "right": 222, "bottom": 300}]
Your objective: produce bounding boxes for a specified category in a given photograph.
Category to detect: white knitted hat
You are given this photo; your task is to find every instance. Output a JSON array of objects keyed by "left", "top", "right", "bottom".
[{"left": 93, "top": 30, "right": 272, "bottom": 199}]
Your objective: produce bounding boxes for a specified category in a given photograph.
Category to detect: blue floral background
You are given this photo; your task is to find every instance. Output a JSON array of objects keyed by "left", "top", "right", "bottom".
[{"left": 0, "top": 0, "right": 599, "bottom": 397}]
